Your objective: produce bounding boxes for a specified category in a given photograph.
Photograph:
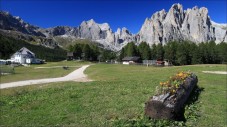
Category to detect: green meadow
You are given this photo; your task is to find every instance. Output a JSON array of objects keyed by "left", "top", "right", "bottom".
[{"left": 0, "top": 63, "right": 226, "bottom": 126}]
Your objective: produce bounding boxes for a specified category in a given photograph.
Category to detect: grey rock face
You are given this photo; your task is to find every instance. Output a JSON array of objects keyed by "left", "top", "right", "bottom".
[
  {"left": 139, "top": 3, "right": 227, "bottom": 45},
  {"left": 69, "top": 19, "right": 135, "bottom": 49},
  {"left": 211, "top": 21, "right": 227, "bottom": 43},
  {"left": 181, "top": 7, "right": 214, "bottom": 43},
  {"left": 115, "top": 27, "right": 134, "bottom": 43},
  {"left": 139, "top": 9, "right": 167, "bottom": 44},
  {"left": 78, "top": 19, "right": 116, "bottom": 46},
  {"left": 44, "top": 26, "right": 74, "bottom": 37},
  {"left": 79, "top": 19, "right": 102, "bottom": 40}
]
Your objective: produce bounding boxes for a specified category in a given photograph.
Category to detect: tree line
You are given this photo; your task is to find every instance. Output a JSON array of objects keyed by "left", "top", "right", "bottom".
[
  {"left": 2, "top": 33, "right": 226, "bottom": 65},
  {"left": 0, "top": 35, "right": 66, "bottom": 61},
  {"left": 119, "top": 41, "right": 227, "bottom": 65},
  {"left": 68, "top": 43, "right": 116, "bottom": 62}
]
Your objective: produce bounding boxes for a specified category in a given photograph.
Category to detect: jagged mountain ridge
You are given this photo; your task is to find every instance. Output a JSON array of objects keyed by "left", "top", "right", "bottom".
[
  {"left": 0, "top": 11, "right": 134, "bottom": 50},
  {"left": 0, "top": 3, "right": 226, "bottom": 51},
  {"left": 139, "top": 3, "right": 227, "bottom": 45},
  {"left": 0, "top": 11, "right": 46, "bottom": 37}
]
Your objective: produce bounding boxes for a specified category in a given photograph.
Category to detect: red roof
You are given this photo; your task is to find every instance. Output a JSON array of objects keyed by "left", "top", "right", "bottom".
[{"left": 156, "top": 61, "right": 164, "bottom": 64}]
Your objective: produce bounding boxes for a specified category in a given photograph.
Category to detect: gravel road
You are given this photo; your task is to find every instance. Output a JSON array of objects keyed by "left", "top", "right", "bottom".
[{"left": 0, "top": 65, "right": 91, "bottom": 89}]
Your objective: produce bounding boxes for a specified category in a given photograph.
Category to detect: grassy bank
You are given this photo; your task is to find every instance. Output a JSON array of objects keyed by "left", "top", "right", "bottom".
[
  {"left": 0, "top": 61, "right": 89, "bottom": 83},
  {"left": 0, "top": 64, "right": 226, "bottom": 126}
]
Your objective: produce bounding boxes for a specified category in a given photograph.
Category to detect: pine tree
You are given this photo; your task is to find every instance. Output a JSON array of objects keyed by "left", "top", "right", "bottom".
[
  {"left": 151, "top": 44, "right": 157, "bottom": 60},
  {"left": 191, "top": 43, "right": 202, "bottom": 64},
  {"left": 156, "top": 43, "right": 164, "bottom": 60},
  {"left": 73, "top": 44, "right": 82, "bottom": 59},
  {"left": 199, "top": 42, "right": 210, "bottom": 64},
  {"left": 207, "top": 41, "right": 219, "bottom": 63},
  {"left": 176, "top": 42, "right": 187, "bottom": 65},
  {"left": 119, "top": 47, "right": 125, "bottom": 61},
  {"left": 82, "top": 44, "right": 91, "bottom": 60},
  {"left": 164, "top": 41, "right": 178, "bottom": 65},
  {"left": 90, "top": 45, "right": 100, "bottom": 61},
  {"left": 125, "top": 42, "right": 138, "bottom": 57},
  {"left": 217, "top": 42, "right": 227, "bottom": 63},
  {"left": 68, "top": 45, "right": 74, "bottom": 52},
  {"left": 138, "top": 42, "right": 151, "bottom": 60}
]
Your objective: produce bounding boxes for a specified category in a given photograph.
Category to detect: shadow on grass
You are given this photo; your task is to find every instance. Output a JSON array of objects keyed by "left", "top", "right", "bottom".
[
  {"left": 177, "top": 85, "right": 204, "bottom": 121},
  {"left": 185, "top": 85, "right": 204, "bottom": 106}
]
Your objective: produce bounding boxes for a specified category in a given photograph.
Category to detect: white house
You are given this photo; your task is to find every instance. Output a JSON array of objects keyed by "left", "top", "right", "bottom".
[
  {"left": 10, "top": 47, "right": 43, "bottom": 64},
  {"left": 122, "top": 56, "right": 141, "bottom": 65},
  {"left": 0, "top": 59, "right": 7, "bottom": 65}
]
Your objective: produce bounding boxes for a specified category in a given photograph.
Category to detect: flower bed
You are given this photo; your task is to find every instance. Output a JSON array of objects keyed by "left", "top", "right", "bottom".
[{"left": 145, "top": 71, "right": 198, "bottom": 120}]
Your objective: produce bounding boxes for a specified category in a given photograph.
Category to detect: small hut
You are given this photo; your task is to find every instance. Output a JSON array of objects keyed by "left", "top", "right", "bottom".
[
  {"left": 67, "top": 52, "right": 76, "bottom": 61},
  {"left": 122, "top": 56, "right": 141, "bottom": 65}
]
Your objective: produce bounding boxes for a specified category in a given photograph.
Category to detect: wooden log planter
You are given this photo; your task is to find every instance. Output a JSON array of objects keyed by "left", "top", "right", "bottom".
[{"left": 145, "top": 71, "right": 198, "bottom": 120}]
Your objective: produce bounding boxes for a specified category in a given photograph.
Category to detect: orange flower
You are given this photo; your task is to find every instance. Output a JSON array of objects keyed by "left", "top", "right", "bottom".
[{"left": 160, "top": 82, "right": 163, "bottom": 86}]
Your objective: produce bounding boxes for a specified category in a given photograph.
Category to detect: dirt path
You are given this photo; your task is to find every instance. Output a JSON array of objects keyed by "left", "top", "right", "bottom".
[
  {"left": 202, "top": 71, "right": 227, "bottom": 75},
  {"left": 0, "top": 65, "right": 91, "bottom": 89}
]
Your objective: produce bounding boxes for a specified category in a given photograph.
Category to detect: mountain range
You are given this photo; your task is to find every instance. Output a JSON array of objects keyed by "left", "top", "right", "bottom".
[{"left": 0, "top": 3, "right": 226, "bottom": 51}]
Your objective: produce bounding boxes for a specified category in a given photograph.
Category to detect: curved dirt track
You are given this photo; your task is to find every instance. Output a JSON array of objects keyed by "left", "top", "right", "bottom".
[{"left": 0, "top": 65, "right": 91, "bottom": 89}]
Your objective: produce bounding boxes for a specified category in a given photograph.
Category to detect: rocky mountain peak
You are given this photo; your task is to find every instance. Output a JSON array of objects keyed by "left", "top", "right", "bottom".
[
  {"left": 81, "top": 19, "right": 111, "bottom": 31},
  {"left": 192, "top": 6, "right": 199, "bottom": 10},
  {"left": 122, "top": 27, "right": 130, "bottom": 34},
  {"left": 115, "top": 27, "right": 131, "bottom": 36},
  {"left": 0, "top": 11, "right": 10, "bottom": 16},
  {"left": 165, "top": 3, "right": 184, "bottom": 26},
  {"left": 199, "top": 7, "right": 208, "bottom": 17},
  {"left": 171, "top": 3, "right": 183, "bottom": 9},
  {"left": 87, "top": 19, "right": 96, "bottom": 26},
  {"left": 151, "top": 9, "right": 167, "bottom": 22},
  {"left": 98, "top": 23, "right": 110, "bottom": 31},
  {"left": 15, "top": 16, "right": 21, "bottom": 20},
  {"left": 116, "top": 28, "right": 121, "bottom": 34},
  {"left": 139, "top": 4, "right": 227, "bottom": 45}
]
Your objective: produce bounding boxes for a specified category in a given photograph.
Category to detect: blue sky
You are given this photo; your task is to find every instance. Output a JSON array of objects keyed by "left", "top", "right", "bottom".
[{"left": 1, "top": 0, "right": 226, "bottom": 33}]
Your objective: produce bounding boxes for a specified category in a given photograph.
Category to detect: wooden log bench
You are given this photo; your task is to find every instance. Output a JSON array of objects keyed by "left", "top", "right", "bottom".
[{"left": 145, "top": 73, "right": 198, "bottom": 120}]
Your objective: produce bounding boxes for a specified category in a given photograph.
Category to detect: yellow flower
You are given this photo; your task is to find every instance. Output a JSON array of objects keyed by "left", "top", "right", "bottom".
[
  {"left": 172, "top": 89, "right": 176, "bottom": 93},
  {"left": 180, "top": 74, "right": 184, "bottom": 77}
]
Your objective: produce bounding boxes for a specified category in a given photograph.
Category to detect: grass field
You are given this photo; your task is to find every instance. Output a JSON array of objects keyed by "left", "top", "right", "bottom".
[
  {"left": 0, "top": 64, "right": 226, "bottom": 126},
  {"left": 0, "top": 61, "right": 89, "bottom": 83}
]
